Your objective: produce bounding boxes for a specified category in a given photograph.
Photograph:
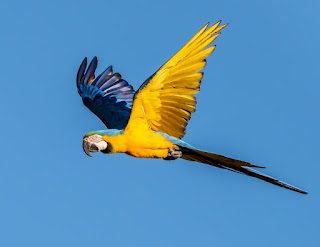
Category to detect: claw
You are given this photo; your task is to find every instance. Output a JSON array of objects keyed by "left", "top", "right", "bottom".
[{"left": 167, "top": 147, "right": 182, "bottom": 159}]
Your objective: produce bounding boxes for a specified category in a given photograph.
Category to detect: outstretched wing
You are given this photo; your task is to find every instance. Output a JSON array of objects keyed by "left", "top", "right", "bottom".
[
  {"left": 76, "top": 57, "right": 135, "bottom": 129},
  {"left": 126, "top": 21, "right": 226, "bottom": 138}
]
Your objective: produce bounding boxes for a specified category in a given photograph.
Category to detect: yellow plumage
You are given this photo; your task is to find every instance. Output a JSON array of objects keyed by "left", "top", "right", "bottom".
[
  {"left": 81, "top": 22, "right": 308, "bottom": 194},
  {"left": 100, "top": 21, "right": 226, "bottom": 158},
  {"left": 90, "top": 21, "right": 227, "bottom": 159},
  {"left": 126, "top": 21, "right": 226, "bottom": 139}
]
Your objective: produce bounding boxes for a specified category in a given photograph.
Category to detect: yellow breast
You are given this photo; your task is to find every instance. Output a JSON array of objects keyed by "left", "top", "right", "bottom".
[{"left": 102, "top": 116, "right": 175, "bottom": 158}]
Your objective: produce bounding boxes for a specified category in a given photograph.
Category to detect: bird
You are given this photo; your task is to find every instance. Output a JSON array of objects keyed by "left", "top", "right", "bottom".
[{"left": 76, "top": 21, "right": 307, "bottom": 194}]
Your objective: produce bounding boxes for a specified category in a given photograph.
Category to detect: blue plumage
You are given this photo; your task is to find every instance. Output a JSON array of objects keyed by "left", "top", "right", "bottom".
[
  {"left": 77, "top": 57, "right": 135, "bottom": 129},
  {"left": 84, "top": 129, "right": 123, "bottom": 137},
  {"left": 157, "top": 131, "right": 194, "bottom": 149}
]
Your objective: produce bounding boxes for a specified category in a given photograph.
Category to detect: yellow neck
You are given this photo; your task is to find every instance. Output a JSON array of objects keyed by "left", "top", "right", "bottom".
[
  {"left": 124, "top": 100, "right": 150, "bottom": 133},
  {"left": 102, "top": 134, "right": 127, "bottom": 153}
]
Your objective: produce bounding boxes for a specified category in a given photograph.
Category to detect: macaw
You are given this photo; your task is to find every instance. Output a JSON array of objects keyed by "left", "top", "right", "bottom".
[{"left": 77, "top": 21, "right": 307, "bottom": 194}]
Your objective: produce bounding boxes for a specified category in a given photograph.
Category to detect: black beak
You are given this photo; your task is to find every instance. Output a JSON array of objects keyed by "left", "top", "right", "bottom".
[{"left": 82, "top": 138, "right": 92, "bottom": 157}]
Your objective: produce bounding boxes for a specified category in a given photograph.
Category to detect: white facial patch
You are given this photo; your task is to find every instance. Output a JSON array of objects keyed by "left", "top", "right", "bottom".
[{"left": 94, "top": 140, "right": 108, "bottom": 151}]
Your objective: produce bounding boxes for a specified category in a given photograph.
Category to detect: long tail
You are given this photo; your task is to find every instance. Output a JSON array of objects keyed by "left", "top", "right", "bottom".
[{"left": 179, "top": 146, "right": 307, "bottom": 194}]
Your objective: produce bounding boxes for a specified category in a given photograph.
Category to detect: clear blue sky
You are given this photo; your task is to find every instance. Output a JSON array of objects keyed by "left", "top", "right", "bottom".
[{"left": 0, "top": 0, "right": 319, "bottom": 246}]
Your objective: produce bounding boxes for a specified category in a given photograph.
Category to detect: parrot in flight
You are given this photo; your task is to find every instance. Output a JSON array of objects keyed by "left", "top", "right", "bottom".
[{"left": 77, "top": 21, "right": 307, "bottom": 194}]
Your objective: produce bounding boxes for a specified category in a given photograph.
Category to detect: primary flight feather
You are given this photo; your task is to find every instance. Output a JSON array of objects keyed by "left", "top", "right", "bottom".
[{"left": 77, "top": 21, "right": 307, "bottom": 194}]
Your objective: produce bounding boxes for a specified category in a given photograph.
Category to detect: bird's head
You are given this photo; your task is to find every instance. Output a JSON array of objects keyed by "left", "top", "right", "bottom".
[
  {"left": 82, "top": 129, "right": 121, "bottom": 156},
  {"left": 82, "top": 132, "right": 109, "bottom": 156}
]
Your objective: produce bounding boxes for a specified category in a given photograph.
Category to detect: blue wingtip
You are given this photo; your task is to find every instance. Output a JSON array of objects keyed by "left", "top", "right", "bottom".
[
  {"left": 76, "top": 57, "right": 88, "bottom": 87},
  {"left": 93, "top": 65, "right": 113, "bottom": 87},
  {"left": 84, "top": 57, "right": 98, "bottom": 84}
]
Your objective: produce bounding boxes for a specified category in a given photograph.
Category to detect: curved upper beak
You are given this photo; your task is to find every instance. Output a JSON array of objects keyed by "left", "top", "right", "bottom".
[{"left": 82, "top": 138, "right": 92, "bottom": 157}]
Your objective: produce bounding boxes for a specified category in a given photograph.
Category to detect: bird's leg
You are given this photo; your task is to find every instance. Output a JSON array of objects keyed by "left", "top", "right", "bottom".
[
  {"left": 164, "top": 147, "right": 182, "bottom": 160},
  {"left": 83, "top": 134, "right": 108, "bottom": 156}
]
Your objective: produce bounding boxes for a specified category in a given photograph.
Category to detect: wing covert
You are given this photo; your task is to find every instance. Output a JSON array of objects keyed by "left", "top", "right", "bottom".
[{"left": 76, "top": 57, "right": 135, "bottom": 129}]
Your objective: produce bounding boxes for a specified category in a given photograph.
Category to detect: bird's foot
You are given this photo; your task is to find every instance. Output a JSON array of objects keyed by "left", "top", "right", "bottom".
[
  {"left": 83, "top": 134, "right": 108, "bottom": 156},
  {"left": 164, "top": 147, "right": 182, "bottom": 160}
]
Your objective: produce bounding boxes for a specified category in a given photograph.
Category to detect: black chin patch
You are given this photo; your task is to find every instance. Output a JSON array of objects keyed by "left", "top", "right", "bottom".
[{"left": 101, "top": 142, "right": 113, "bottom": 153}]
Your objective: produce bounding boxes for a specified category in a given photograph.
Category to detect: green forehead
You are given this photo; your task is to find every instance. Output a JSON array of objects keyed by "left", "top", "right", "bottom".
[{"left": 84, "top": 132, "right": 97, "bottom": 137}]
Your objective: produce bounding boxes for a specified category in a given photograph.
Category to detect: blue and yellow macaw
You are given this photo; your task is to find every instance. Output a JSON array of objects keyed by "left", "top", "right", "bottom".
[{"left": 76, "top": 21, "right": 307, "bottom": 194}]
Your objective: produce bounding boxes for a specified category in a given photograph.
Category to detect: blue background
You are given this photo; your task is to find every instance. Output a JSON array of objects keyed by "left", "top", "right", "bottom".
[{"left": 0, "top": 0, "right": 319, "bottom": 246}]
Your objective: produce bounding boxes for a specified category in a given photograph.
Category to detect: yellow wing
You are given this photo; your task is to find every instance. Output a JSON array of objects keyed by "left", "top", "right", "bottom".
[{"left": 127, "top": 21, "right": 226, "bottom": 139}]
